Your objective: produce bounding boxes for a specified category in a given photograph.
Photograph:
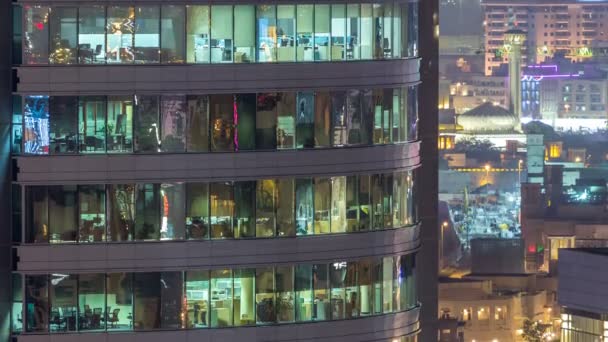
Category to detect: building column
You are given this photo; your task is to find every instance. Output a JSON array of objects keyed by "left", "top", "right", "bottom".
[{"left": 418, "top": 0, "right": 439, "bottom": 340}]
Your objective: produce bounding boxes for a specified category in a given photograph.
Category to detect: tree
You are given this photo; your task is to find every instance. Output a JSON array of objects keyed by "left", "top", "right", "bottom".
[
  {"left": 521, "top": 319, "right": 552, "bottom": 342},
  {"left": 453, "top": 137, "right": 501, "bottom": 164}
]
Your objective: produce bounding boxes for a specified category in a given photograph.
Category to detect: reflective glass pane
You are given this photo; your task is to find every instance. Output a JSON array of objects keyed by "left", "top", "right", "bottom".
[
  {"left": 275, "top": 266, "right": 294, "bottom": 323},
  {"left": 361, "top": 89, "right": 374, "bottom": 145},
  {"left": 358, "top": 175, "right": 372, "bottom": 231},
  {"left": 392, "top": 88, "right": 401, "bottom": 141},
  {"left": 393, "top": 256, "right": 401, "bottom": 311},
  {"left": 255, "top": 268, "right": 275, "bottom": 324},
  {"left": 210, "top": 95, "right": 234, "bottom": 151},
  {"left": 344, "top": 262, "right": 359, "bottom": 318},
  {"left": 134, "top": 6, "right": 160, "bottom": 63},
  {"left": 313, "top": 177, "right": 331, "bottom": 235},
  {"left": 372, "top": 4, "right": 384, "bottom": 59},
  {"left": 106, "top": 6, "right": 135, "bottom": 63},
  {"left": 294, "top": 265, "right": 312, "bottom": 322},
  {"left": 78, "top": 273, "right": 106, "bottom": 331},
  {"left": 407, "top": 3, "right": 418, "bottom": 57},
  {"left": 24, "top": 6, "right": 50, "bottom": 64},
  {"left": 49, "top": 274, "right": 77, "bottom": 332},
  {"left": 358, "top": 259, "right": 373, "bottom": 316},
  {"left": 24, "top": 95, "right": 50, "bottom": 155},
  {"left": 371, "top": 174, "right": 383, "bottom": 230},
  {"left": 372, "top": 259, "right": 383, "bottom": 314},
  {"left": 330, "top": 263, "right": 346, "bottom": 320},
  {"left": 78, "top": 185, "right": 106, "bottom": 243},
  {"left": 295, "top": 179, "right": 313, "bottom": 235},
  {"left": 276, "top": 92, "right": 295, "bottom": 149},
  {"left": 160, "top": 272, "right": 183, "bottom": 329},
  {"left": 256, "top": 93, "right": 277, "bottom": 150},
  {"left": 11, "top": 95, "right": 23, "bottom": 155},
  {"left": 296, "top": 5, "right": 313, "bottom": 62},
  {"left": 49, "top": 185, "right": 78, "bottom": 243},
  {"left": 161, "top": 183, "right": 185, "bottom": 240},
  {"left": 314, "top": 91, "right": 331, "bottom": 148},
  {"left": 393, "top": 3, "right": 402, "bottom": 58},
  {"left": 134, "top": 95, "right": 160, "bottom": 153},
  {"left": 346, "top": 4, "right": 361, "bottom": 60},
  {"left": 186, "top": 5, "right": 210, "bottom": 63},
  {"left": 107, "top": 96, "right": 134, "bottom": 153},
  {"left": 210, "top": 182, "right": 234, "bottom": 239},
  {"left": 331, "top": 91, "right": 347, "bottom": 146},
  {"left": 160, "top": 95, "right": 186, "bottom": 152},
  {"left": 256, "top": 180, "right": 276, "bottom": 237},
  {"left": 235, "top": 94, "right": 256, "bottom": 151},
  {"left": 79, "top": 96, "right": 106, "bottom": 153},
  {"left": 345, "top": 176, "right": 359, "bottom": 233},
  {"left": 392, "top": 172, "right": 407, "bottom": 228},
  {"left": 314, "top": 5, "right": 330, "bottom": 61},
  {"left": 407, "top": 86, "right": 419, "bottom": 141},
  {"left": 382, "top": 173, "right": 394, "bottom": 229},
  {"left": 277, "top": 5, "right": 296, "bottom": 62},
  {"left": 133, "top": 272, "right": 161, "bottom": 330},
  {"left": 185, "top": 271, "right": 209, "bottom": 328},
  {"left": 49, "top": 96, "right": 78, "bottom": 154},
  {"left": 276, "top": 179, "right": 295, "bottom": 237},
  {"left": 257, "top": 5, "right": 277, "bottom": 63},
  {"left": 49, "top": 7, "right": 77, "bottom": 64},
  {"left": 345, "top": 90, "right": 362, "bottom": 146},
  {"left": 382, "top": 4, "right": 393, "bottom": 59},
  {"left": 382, "top": 257, "right": 393, "bottom": 313},
  {"left": 234, "top": 5, "right": 255, "bottom": 63},
  {"left": 235, "top": 269, "right": 255, "bottom": 326},
  {"left": 186, "top": 183, "right": 209, "bottom": 240},
  {"left": 106, "top": 273, "right": 133, "bottom": 331},
  {"left": 161, "top": 5, "right": 185, "bottom": 63},
  {"left": 330, "top": 4, "right": 346, "bottom": 61},
  {"left": 134, "top": 183, "right": 160, "bottom": 241},
  {"left": 402, "top": 254, "right": 417, "bottom": 308},
  {"left": 26, "top": 275, "right": 49, "bottom": 332},
  {"left": 11, "top": 274, "right": 23, "bottom": 333},
  {"left": 210, "top": 269, "right": 233, "bottom": 327},
  {"left": 296, "top": 92, "right": 314, "bottom": 148},
  {"left": 360, "top": 4, "right": 373, "bottom": 59},
  {"left": 26, "top": 186, "right": 48, "bottom": 243},
  {"left": 78, "top": 6, "right": 106, "bottom": 64},
  {"left": 107, "top": 184, "right": 135, "bottom": 242},
  {"left": 312, "top": 264, "right": 329, "bottom": 320},
  {"left": 186, "top": 95, "right": 209, "bottom": 152},
  {"left": 331, "top": 176, "right": 347, "bottom": 233},
  {"left": 234, "top": 181, "right": 255, "bottom": 238},
  {"left": 210, "top": 6, "right": 233, "bottom": 63}
]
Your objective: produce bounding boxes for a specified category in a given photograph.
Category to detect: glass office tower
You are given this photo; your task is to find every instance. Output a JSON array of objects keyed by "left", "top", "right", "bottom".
[{"left": 8, "top": 1, "right": 427, "bottom": 341}]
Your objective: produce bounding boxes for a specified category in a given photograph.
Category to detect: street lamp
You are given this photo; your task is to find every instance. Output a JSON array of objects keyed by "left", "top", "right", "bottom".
[
  {"left": 440, "top": 221, "right": 448, "bottom": 269},
  {"left": 484, "top": 164, "right": 491, "bottom": 185},
  {"left": 518, "top": 159, "right": 523, "bottom": 185}
]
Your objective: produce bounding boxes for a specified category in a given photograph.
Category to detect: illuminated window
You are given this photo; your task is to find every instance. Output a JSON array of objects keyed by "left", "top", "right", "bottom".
[
  {"left": 549, "top": 236, "right": 574, "bottom": 260},
  {"left": 477, "top": 306, "right": 490, "bottom": 321},
  {"left": 494, "top": 306, "right": 507, "bottom": 321},
  {"left": 549, "top": 143, "right": 562, "bottom": 159}
]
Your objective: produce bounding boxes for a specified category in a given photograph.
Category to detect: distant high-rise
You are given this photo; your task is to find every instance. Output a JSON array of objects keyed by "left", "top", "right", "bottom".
[
  {"left": 1, "top": 1, "right": 438, "bottom": 342},
  {"left": 482, "top": 0, "right": 608, "bottom": 75}
]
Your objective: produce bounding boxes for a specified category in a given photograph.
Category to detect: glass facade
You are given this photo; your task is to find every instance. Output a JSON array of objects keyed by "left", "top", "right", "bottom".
[
  {"left": 561, "top": 313, "right": 607, "bottom": 342},
  {"left": 23, "top": 254, "right": 417, "bottom": 332},
  {"left": 21, "top": 2, "right": 418, "bottom": 65},
  {"left": 19, "top": 87, "right": 417, "bottom": 155},
  {"left": 24, "top": 171, "right": 417, "bottom": 244}
]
